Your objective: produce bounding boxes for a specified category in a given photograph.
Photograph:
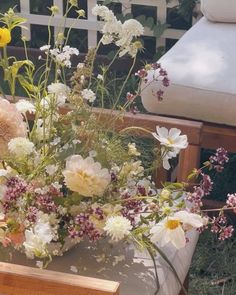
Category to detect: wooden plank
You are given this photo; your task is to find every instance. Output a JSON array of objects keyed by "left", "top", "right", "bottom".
[
  {"left": 202, "top": 123, "right": 236, "bottom": 153},
  {"left": 0, "top": 262, "right": 119, "bottom": 295}
]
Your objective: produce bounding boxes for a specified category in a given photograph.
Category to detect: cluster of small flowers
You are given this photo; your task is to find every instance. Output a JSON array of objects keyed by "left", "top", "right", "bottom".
[
  {"left": 226, "top": 193, "right": 236, "bottom": 212},
  {"left": 187, "top": 174, "right": 213, "bottom": 209},
  {"left": 187, "top": 186, "right": 205, "bottom": 208},
  {"left": 26, "top": 206, "right": 39, "bottom": 223},
  {"left": 209, "top": 214, "right": 234, "bottom": 240},
  {"left": 36, "top": 194, "right": 58, "bottom": 213},
  {"left": 135, "top": 62, "right": 169, "bottom": 101},
  {"left": 200, "top": 173, "right": 213, "bottom": 196},
  {"left": 40, "top": 45, "right": 79, "bottom": 68},
  {"left": 209, "top": 147, "right": 229, "bottom": 172},
  {"left": 70, "top": 212, "right": 101, "bottom": 242},
  {"left": 3, "top": 177, "right": 27, "bottom": 204},
  {"left": 92, "top": 4, "right": 144, "bottom": 57}
]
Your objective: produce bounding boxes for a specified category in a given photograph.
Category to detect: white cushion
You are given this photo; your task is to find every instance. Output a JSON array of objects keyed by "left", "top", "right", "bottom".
[
  {"left": 201, "top": 0, "right": 236, "bottom": 23},
  {"left": 141, "top": 17, "right": 236, "bottom": 127},
  {"left": 10, "top": 231, "right": 198, "bottom": 295}
]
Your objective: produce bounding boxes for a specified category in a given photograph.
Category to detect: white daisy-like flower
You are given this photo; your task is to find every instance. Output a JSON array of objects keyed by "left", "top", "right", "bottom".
[
  {"left": 15, "top": 99, "right": 36, "bottom": 114},
  {"left": 152, "top": 126, "right": 188, "bottom": 170},
  {"left": 104, "top": 216, "right": 132, "bottom": 241},
  {"left": 63, "top": 155, "right": 111, "bottom": 197},
  {"left": 81, "top": 88, "right": 96, "bottom": 103},
  {"left": 150, "top": 210, "right": 204, "bottom": 249},
  {"left": 8, "top": 137, "right": 34, "bottom": 157}
]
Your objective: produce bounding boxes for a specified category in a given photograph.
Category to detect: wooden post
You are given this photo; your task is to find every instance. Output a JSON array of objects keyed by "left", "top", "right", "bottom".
[
  {"left": 177, "top": 144, "right": 201, "bottom": 182},
  {"left": 0, "top": 262, "right": 120, "bottom": 295}
]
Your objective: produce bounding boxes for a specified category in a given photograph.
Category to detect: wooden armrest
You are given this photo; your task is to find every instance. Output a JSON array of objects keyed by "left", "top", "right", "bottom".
[
  {"left": 91, "top": 108, "right": 203, "bottom": 145},
  {"left": 0, "top": 262, "right": 119, "bottom": 295}
]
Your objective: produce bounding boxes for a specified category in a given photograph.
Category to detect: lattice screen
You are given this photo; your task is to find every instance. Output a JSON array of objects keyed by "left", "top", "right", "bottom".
[{"left": 18, "top": 0, "right": 200, "bottom": 55}]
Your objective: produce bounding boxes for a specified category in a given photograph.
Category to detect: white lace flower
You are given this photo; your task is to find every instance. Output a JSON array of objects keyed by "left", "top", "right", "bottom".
[
  {"left": 50, "top": 46, "right": 79, "bottom": 68},
  {"left": 63, "top": 155, "right": 111, "bottom": 197},
  {"left": 81, "top": 88, "right": 96, "bottom": 103},
  {"left": 150, "top": 211, "right": 204, "bottom": 249},
  {"left": 122, "top": 19, "right": 144, "bottom": 38},
  {"left": 15, "top": 100, "right": 36, "bottom": 114},
  {"left": 92, "top": 5, "right": 115, "bottom": 22},
  {"left": 104, "top": 216, "right": 132, "bottom": 241},
  {"left": 40, "top": 45, "right": 51, "bottom": 51},
  {"left": 8, "top": 137, "right": 34, "bottom": 157},
  {"left": 48, "top": 82, "right": 70, "bottom": 106}
]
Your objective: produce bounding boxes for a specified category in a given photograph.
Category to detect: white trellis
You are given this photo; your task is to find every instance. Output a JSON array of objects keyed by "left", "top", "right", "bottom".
[{"left": 18, "top": 0, "right": 200, "bottom": 51}]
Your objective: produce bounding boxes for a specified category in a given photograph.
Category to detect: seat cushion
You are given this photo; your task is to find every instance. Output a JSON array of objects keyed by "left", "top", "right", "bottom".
[
  {"left": 201, "top": 0, "right": 236, "bottom": 23},
  {"left": 141, "top": 17, "right": 236, "bottom": 127}
]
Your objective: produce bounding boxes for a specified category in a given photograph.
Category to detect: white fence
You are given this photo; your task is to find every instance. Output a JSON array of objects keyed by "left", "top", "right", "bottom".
[{"left": 18, "top": 0, "right": 200, "bottom": 51}]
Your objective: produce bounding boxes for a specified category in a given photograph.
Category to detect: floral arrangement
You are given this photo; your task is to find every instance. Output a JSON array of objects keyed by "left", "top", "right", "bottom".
[{"left": 0, "top": 1, "right": 235, "bottom": 292}]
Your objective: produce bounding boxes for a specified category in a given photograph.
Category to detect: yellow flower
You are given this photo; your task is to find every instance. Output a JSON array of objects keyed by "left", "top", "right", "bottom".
[{"left": 0, "top": 28, "right": 11, "bottom": 47}]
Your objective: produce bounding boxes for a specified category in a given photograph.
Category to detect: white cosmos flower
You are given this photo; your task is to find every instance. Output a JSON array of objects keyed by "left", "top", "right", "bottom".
[
  {"left": 152, "top": 126, "right": 188, "bottom": 170},
  {"left": 150, "top": 210, "right": 204, "bottom": 249},
  {"left": 81, "top": 88, "right": 96, "bottom": 103},
  {"left": 15, "top": 100, "right": 36, "bottom": 114},
  {"left": 8, "top": 137, "right": 34, "bottom": 157},
  {"left": 63, "top": 155, "right": 111, "bottom": 197},
  {"left": 104, "top": 216, "right": 132, "bottom": 241},
  {"left": 152, "top": 126, "right": 188, "bottom": 151}
]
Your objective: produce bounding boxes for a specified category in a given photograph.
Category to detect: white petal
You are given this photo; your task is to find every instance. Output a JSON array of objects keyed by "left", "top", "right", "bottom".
[
  {"left": 163, "top": 156, "right": 171, "bottom": 170},
  {"left": 174, "top": 211, "right": 203, "bottom": 228},
  {"left": 156, "top": 126, "right": 168, "bottom": 138},
  {"left": 168, "top": 128, "right": 181, "bottom": 140},
  {"left": 169, "top": 226, "right": 186, "bottom": 249}
]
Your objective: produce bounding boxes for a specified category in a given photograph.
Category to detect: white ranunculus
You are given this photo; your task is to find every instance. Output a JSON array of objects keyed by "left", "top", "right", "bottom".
[
  {"left": 104, "top": 216, "right": 132, "bottom": 241},
  {"left": 63, "top": 155, "right": 111, "bottom": 197},
  {"left": 150, "top": 210, "right": 204, "bottom": 249}
]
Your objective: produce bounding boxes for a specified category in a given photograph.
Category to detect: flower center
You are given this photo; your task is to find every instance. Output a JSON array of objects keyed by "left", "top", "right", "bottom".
[
  {"left": 167, "top": 137, "right": 174, "bottom": 145},
  {"left": 165, "top": 219, "right": 180, "bottom": 230}
]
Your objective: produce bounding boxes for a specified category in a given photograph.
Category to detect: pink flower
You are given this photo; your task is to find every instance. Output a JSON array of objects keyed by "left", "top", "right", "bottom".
[{"left": 0, "top": 99, "right": 27, "bottom": 157}]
